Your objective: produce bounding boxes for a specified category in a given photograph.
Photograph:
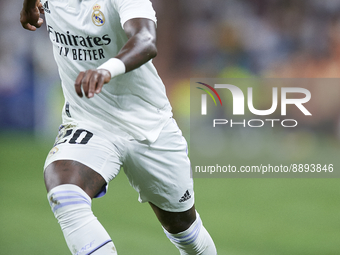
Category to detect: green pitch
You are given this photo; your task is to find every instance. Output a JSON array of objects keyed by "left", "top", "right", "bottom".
[{"left": 0, "top": 133, "right": 339, "bottom": 254}]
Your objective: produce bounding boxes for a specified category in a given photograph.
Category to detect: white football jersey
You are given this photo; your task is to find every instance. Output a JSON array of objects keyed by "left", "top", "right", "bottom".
[{"left": 41, "top": 0, "right": 172, "bottom": 142}]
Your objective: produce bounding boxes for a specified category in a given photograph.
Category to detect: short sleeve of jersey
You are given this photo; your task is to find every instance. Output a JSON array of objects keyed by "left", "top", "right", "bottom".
[{"left": 112, "top": 0, "right": 157, "bottom": 28}]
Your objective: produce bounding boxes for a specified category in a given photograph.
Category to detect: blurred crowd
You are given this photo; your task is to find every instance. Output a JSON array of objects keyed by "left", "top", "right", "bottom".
[
  {"left": 0, "top": 1, "right": 58, "bottom": 131},
  {"left": 1, "top": 0, "right": 340, "bottom": 135},
  {"left": 155, "top": 0, "right": 340, "bottom": 136},
  {"left": 153, "top": 0, "right": 340, "bottom": 78}
]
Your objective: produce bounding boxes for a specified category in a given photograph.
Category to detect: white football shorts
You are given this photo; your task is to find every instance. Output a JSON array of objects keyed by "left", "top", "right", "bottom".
[{"left": 44, "top": 118, "right": 194, "bottom": 212}]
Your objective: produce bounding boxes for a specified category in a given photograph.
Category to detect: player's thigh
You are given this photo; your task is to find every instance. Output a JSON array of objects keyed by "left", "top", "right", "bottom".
[
  {"left": 44, "top": 160, "right": 106, "bottom": 199},
  {"left": 123, "top": 118, "right": 194, "bottom": 212},
  {"left": 44, "top": 123, "right": 124, "bottom": 198}
]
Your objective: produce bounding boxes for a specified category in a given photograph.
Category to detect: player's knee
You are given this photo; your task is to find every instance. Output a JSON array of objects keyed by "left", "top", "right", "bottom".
[
  {"left": 47, "top": 184, "right": 116, "bottom": 255},
  {"left": 163, "top": 219, "right": 194, "bottom": 234},
  {"left": 152, "top": 204, "right": 196, "bottom": 234},
  {"left": 47, "top": 184, "right": 93, "bottom": 231},
  {"left": 163, "top": 211, "right": 217, "bottom": 255}
]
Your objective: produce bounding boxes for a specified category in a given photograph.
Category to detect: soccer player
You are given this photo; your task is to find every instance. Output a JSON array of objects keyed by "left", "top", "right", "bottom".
[{"left": 20, "top": 0, "right": 217, "bottom": 254}]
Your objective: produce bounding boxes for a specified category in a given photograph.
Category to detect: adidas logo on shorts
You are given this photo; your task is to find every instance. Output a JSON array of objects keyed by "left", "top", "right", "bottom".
[{"left": 179, "top": 190, "right": 191, "bottom": 203}]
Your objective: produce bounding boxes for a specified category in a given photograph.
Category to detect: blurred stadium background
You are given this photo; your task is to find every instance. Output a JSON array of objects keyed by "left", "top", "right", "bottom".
[{"left": 1, "top": 0, "right": 340, "bottom": 254}]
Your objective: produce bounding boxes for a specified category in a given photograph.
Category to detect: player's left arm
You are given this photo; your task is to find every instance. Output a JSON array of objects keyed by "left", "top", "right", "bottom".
[
  {"left": 20, "top": 0, "right": 44, "bottom": 31},
  {"left": 117, "top": 18, "right": 157, "bottom": 72},
  {"left": 75, "top": 18, "right": 157, "bottom": 98}
]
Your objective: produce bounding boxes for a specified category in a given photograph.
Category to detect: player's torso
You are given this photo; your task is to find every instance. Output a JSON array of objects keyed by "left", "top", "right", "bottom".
[
  {"left": 41, "top": 0, "right": 125, "bottom": 72},
  {"left": 40, "top": 0, "right": 173, "bottom": 142}
]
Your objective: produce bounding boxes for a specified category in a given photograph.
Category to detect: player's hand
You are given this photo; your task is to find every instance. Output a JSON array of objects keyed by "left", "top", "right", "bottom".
[
  {"left": 75, "top": 69, "right": 111, "bottom": 98},
  {"left": 20, "top": 2, "right": 44, "bottom": 31}
]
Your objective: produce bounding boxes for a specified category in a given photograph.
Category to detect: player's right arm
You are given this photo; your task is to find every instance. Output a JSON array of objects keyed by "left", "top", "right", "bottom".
[
  {"left": 20, "top": 0, "right": 44, "bottom": 31},
  {"left": 75, "top": 18, "right": 158, "bottom": 98}
]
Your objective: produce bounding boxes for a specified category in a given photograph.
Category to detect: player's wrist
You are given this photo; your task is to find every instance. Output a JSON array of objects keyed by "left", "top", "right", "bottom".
[{"left": 97, "top": 58, "right": 126, "bottom": 79}]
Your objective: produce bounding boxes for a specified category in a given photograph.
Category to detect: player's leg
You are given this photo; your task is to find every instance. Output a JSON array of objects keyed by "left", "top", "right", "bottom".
[
  {"left": 150, "top": 203, "right": 217, "bottom": 255},
  {"left": 45, "top": 160, "right": 117, "bottom": 255},
  {"left": 123, "top": 118, "right": 217, "bottom": 254},
  {"left": 149, "top": 202, "right": 196, "bottom": 234},
  {"left": 44, "top": 124, "right": 123, "bottom": 255}
]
